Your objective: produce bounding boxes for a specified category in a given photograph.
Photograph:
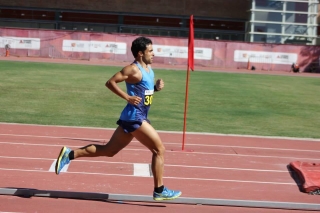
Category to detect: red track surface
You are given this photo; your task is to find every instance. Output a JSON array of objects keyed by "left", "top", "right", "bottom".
[{"left": 1, "top": 123, "right": 320, "bottom": 213}]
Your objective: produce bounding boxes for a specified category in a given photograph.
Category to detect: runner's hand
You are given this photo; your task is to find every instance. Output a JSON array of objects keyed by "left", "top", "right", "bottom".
[
  {"left": 128, "top": 96, "right": 142, "bottom": 105},
  {"left": 155, "top": 79, "right": 164, "bottom": 91}
]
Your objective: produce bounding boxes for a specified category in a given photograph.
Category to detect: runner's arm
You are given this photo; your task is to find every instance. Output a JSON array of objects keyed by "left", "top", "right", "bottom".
[{"left": 105, "top": 66, "right": 142, "bottom": 105}]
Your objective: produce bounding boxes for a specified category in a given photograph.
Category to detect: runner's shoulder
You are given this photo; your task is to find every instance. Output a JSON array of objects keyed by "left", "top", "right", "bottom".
[{"left": 122, "top": 63, "right": 140, "bottom": 75}]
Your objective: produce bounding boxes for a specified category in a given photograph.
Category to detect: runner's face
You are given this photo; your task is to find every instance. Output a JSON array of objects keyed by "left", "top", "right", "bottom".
[{"left": 142, "top": 44, "right": 154, "bottom": 65}]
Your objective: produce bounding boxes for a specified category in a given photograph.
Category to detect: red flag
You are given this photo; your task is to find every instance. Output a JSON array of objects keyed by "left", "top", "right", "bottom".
[
  {"left": 181, "top": 15, "right": 194, "bottom": 151},
  {"left": 188, "top": 15, "right": 194, "bottom": 71}
]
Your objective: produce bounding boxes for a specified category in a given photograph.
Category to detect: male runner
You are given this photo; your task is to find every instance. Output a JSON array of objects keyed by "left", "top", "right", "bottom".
[{"left": 55, "top": 36, "right": 182, "bottom": 201}]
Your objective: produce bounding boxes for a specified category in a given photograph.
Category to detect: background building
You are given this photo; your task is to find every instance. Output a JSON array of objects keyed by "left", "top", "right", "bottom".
[
  {"left": 0, "top": 0, "right": 319, "bottom": 45},
  {"left": 247, "top": 0, "right": 319, "bottom": 45},
  {"left": 0, "top": 0, "right": 250, "bottom": 42}
]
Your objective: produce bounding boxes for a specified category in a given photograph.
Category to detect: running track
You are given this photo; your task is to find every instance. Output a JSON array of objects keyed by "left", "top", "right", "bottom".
[{"left": 1, "top": 122, "right": 320, "bottom": 213}]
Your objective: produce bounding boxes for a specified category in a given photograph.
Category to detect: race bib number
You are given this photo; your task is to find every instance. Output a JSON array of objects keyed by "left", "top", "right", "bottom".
[{"left": 144, "top": 90, "right": 154, "bottom": 106}]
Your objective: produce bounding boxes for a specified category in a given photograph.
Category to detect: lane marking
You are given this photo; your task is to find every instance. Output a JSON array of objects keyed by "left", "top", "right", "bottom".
[
  {"left": 0, "top": 155, "right": 294, "bottom": 173},
  {"left": 1, "top": 122, "right": 320, "bottom": 141},
  {"left": 0, "top": 141, "right": 320, "bottom": 161},
  {"left": 0, "top": 212, "right": 25, "bottom": 213},
  {"left": 48, "top": 160, "right": 70, "bottom": 173},
  {"left": 0, "top": 134, "right": 105, "bottom": 142},
  {"left": 1, "top": 134, "right": 320, "bottom": 153},
  {"left": 0, "top": 168, "right": 296, "bottom": 185},
  {"left": 133, "top": 163, "right": 152, "bottom": 177},
  {"left": 0, "top": 156, "right": 290, "bottom": 173}
]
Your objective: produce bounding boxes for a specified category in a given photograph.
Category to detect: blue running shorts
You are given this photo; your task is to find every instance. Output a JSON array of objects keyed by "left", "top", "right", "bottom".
[{"left": 116, "top": 119, "right": 150, "bottom": 133}]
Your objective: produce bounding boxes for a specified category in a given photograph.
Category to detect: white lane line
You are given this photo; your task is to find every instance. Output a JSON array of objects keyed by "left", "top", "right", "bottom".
[
  {"left": 0, "top": 155, "right": 292, "bottom": 173},
  {"left": 0, "top": 133, "right": 105, "bottom": 142},
  {"left": 1, "top": 122, "right": 320, "bottom": 141},
  {"left": 0, "top": 212, "right": 25, "bottom": 213},
  {"left": 0, "top": 141, "right": 320, "bottom": 161},
  {"left": 48, "top": 160, "right": 70, "bottom": 173},
  {"left": 0, "top": 168, "right": 296, "bottom": 186},
  {"left": 133, "top": 163, "right": 152, "bottom": 177},
  {"left": 1, "top": 133, "right": 320, "bottom": 153},
  {"left": 181, "top": 143, "right": 320, "bottom": 153}
]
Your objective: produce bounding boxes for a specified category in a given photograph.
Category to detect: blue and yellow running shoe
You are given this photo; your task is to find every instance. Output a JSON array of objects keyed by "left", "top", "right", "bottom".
[
  {"left": 153, "top": 187, "right": 182, "bottom": 201},
  {"left": 55, "top": 146, "right": 71, "bottom": 175}
]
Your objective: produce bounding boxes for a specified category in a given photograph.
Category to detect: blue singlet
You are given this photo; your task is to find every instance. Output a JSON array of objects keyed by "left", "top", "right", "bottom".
[{"left": 117, "top": 61, "right": 155, "bottom": 132}]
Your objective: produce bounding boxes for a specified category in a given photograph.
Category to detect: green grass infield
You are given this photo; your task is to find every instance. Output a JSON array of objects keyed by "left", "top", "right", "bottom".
[{"left": 0, "top": 60, "right": 319, "bottom": 139}]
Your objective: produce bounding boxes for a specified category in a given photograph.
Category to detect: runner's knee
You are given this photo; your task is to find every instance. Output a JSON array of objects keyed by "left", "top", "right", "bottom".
[{"left": 153, "top": 144, "right": 165, "bottom": 156}]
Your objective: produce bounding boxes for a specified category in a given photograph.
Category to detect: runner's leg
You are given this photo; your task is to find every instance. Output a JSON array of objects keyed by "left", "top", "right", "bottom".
[
  {"left": 73, "top": 126, "right": 134, "bottom": 158},
  {"left": 131, "top": 121, "right": 165, "bottom": 187}
]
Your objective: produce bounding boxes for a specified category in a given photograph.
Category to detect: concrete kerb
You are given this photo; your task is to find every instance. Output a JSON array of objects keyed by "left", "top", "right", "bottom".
[{"left": 1, "top": 188, "right": 320, "bottom": 211}]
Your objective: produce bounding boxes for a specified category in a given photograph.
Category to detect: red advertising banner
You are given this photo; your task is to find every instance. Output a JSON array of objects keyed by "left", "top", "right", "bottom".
[{"left": 0, "top": 28, "right": 319, "bottom": 72}]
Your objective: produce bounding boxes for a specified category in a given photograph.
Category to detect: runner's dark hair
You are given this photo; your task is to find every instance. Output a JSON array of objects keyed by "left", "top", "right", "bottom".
[{"left": 131, "top": 37, "right": 152, "bottom": 58}]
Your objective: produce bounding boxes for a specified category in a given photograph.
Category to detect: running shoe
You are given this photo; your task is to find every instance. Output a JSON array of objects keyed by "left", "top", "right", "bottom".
[
  {"left": 153, "top": 187, "right": 182, "bottom": 201},
  {"left": 55, "top": 146, "right": 71, "bottom": 175}
]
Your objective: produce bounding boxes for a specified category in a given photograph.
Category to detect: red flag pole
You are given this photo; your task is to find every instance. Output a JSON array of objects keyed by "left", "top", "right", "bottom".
[
  {"left": 182, "top": 15, "right": 194, "bottom": 151},
  {"left": 182, "top": 67, "right": 191, "bottom": 151}
]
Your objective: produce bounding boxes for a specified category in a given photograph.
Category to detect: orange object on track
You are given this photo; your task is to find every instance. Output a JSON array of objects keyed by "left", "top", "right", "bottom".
[{"left": 290, "top": 161, "right": 320, "bottom": 194}]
